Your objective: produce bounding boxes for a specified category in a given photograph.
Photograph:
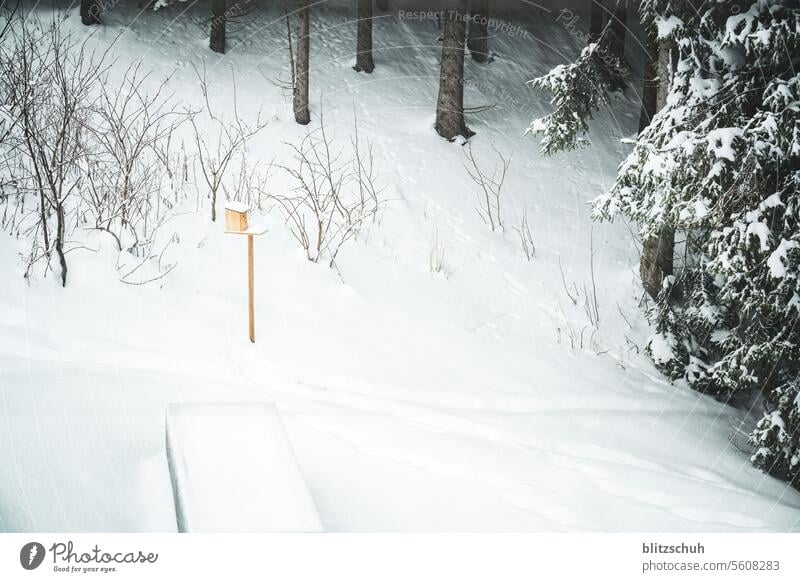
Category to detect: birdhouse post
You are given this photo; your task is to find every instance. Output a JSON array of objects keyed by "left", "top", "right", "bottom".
[{"left": 224, "top": 202, "right": 267, "bottom": 343}]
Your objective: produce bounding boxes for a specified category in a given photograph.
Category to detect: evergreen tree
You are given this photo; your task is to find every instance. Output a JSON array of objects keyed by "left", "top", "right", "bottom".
[
  {"left": 526, "top": 34, "right": 623, "bottom": 154},
  {"left": 530, "top": 0, "right": 800, "bottom": 489}
]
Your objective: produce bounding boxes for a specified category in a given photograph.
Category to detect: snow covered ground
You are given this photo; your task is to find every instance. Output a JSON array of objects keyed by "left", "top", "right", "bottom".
[{"left": 1, "top": 2, "right": 799, "bottom": 532}]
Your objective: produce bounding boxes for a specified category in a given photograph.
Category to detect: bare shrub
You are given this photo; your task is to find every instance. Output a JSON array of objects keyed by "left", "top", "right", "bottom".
[
  {"left": 272, "top": 111, "right": 382, "bottom": 270},
  {"left": 555, "top": 233, "right": 601, "bottom": 350},
  {"left": 464, "top": 142, "right": 510, "bottom": 232},
  {"left": 515, "top": 208, "right": 535, "bottom": 261},
  {"left": 0, "top": 16, "right": 110, "bottom": 286},
  {"left": 190, "top": 63, "right": 270, "bottom": 222},
  {"left": 0, "top": 12, "right": 193, "bottom": 287},
  {"left": 83, "top": 62, "right": 188, "bottom": 256},
  {"left": 224, "top": 156, "right": 276, "bottom": 212},
  {"left": 429, "top": 230, "right": 448, "bottom": 275}
]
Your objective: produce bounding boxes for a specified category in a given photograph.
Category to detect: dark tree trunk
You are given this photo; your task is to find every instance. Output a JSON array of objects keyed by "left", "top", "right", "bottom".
[
  {"left": 589, "top": 0, "right": 603, "bottom": 42},
  {"left": 354, "top": 0, "right": 375, "bottom": 73},
  {"left": 638, "top": 36, "right": 658, "bottom": 133},
  {"left": 38, "top": 190, "right": 50, "bottom": 254},
  {"left": 435, "top": 1, "right": 473, "bottom": 141},
  {"left": 80, "top": 0, "right": 101, "bottom": 26},
  {"left": 293, "top": 0, "right": 311, "bottom": 125},
  {"left": 640, "top": 40, "right": 677, "bottom": 299},
  {"left": 608, "top": 0, "right": 627, "bottom": 58},
  {"left": 210, "top": 0, "right": 226, "bottom": 54},
  {"left": 467, "top": 0, "right": 490, "bottom": 63},
  {"left": 604, "top": 0, "right": 628, "bottom": 90},
  {"left": 641, "top": 228, "right": 674, "bottom": 299},
  {"left": 55, "top": 202, "right": 67, "bottom": 287}
]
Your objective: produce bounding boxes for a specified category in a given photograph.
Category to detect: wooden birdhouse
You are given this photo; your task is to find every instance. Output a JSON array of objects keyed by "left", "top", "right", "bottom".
[{"left": 225, "top": 201, "right": 249, "bottom": 233}]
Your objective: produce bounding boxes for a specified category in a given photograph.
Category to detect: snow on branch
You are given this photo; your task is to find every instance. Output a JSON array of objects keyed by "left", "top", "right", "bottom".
[{"left": 526, "top": 42, "right": 620, "bottom": 156}]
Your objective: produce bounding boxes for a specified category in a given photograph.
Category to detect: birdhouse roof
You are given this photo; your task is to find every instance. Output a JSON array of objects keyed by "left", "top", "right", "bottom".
[{"left": 224, "top": 201, "right": 250, "bottom": 214}]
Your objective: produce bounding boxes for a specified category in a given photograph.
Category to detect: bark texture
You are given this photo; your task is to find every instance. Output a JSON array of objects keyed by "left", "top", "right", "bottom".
[
  {"left": 589, "top": 0, "right": 604, "bottom": 42},
  {"left": 210, "top": 0, "right": 226, "bottom": 54},
  {"left": 294, "top": 0, "right": 311, "bottom": 125},
  {"left": 608, "top": 0, "right": 628, "bottom": 59},
  {"left": 640, "top": 40, "right": 677, "bottom": 299},
  {"left": 80, "top": 0, "right": 102, "bottom": 26},
  {"left": 641, "top": 228, "right": 675, "bottom": 299},
  {"left": 435, "top": 1, "right": 473, "bottom": 141},
  {"left": 638, "top": 36, "right": 658, "bottom": 133},
  {"left": 354, "top": 0, "right": 375, "bottom": 73},
  {"left": 467, "top": 0, "right": 490, "bottom": 63}
]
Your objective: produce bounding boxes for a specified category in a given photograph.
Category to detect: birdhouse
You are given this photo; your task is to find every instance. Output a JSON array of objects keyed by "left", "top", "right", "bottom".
[{"left": 225, "top": 201, "right": 249, "bottom": 233}]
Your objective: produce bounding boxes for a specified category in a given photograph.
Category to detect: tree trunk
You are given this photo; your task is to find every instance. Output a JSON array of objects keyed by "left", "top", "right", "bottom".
[
  {"left": 605, "top": 0, "right": 628, "bottom": 90},
  {"left": 608, "top": 0, "right": 627, "bottom": 58},
  {"left": 640, "top": 40, "right": 677, "bottom": 299},
  {"left": 294, "top": 0, "right": 311, "bottom": 125},
  {"left": 38, "top": 189, "right": 50, "bottom": 253},
  {"left": 638, "top": 36, "right": 658, "bottom": 133},
  {"left": 467, "top": 0, "right": 490, "bottom": 63},
  {"left": 589, "top": 0, "right": 603, "bottom": 42},
  {"left": 211, "top": 179, "right": 217, "bottom": 223},
  {"left": 210, "top": 0, "right": 226, "bottom": 54},
  {"left": 80, "top": 0, "right": 101, "bottom": 26},
  {"left": 641, "top": 228, "right": 674, "bottom": 299},
  {"left": 55, "top": 202, "right": 67, "bottom": 287},
  {"left": 435, "top": 1, "right": 473, "bottom": 141},
  {"left": 354, "top": 0, "right": 375, "bottom": 73}
]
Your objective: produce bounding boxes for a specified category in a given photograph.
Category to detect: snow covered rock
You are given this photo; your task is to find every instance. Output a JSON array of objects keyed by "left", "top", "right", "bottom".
[{"left": 165, "top": 403, "right": 323, "bottom": 533}]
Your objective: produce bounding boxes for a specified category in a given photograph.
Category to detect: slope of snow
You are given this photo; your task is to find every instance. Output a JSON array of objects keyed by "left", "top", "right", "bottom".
[{"left": 1, "top": 2, "right": 799, "bottom": 533}]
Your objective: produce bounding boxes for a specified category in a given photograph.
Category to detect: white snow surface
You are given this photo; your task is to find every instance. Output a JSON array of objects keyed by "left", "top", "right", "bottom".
[
  {"left": 165, "top": 403, "right": 323, "bottom": 532},
  {"left": 1, "top": 3, "right": 799, "bottom": 533}
]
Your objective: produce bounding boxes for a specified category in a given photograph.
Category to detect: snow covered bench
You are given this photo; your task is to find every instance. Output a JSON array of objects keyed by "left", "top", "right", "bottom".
[{"left": 165, "top": 402, "right": 323, "bottom": 532}]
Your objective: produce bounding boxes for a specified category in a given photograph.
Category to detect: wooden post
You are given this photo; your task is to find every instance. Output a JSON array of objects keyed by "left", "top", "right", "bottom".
[
  {"left": 225, "top": 203, "right": 265, "bottom": 342},
  {"left": 248, "top": 234, "right": 255, "bottom": 343}
]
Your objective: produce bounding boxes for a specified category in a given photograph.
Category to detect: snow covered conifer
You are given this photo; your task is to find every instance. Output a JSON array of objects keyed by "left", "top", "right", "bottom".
[
  {"left": 606, "top": 1, "right": 800, "bottom": 486},
  {"left": 531, "top": 0, "right": 800, "bottom": 488},
  {"left": 526, "top": 42, "right": 621, "bottom": 155},
  {"left": 752, "top": 379, "right": 800, "bottom": 487}
]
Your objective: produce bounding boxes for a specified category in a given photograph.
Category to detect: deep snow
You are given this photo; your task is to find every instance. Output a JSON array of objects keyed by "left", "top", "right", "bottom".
[{"left": 1, "top": 2, "right": 799, "bottom": 532}]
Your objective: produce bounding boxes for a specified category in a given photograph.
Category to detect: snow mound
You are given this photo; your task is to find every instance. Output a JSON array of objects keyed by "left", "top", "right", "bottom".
[{"left": 166, "top": 403, "right": 323, "bottom": 533}]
